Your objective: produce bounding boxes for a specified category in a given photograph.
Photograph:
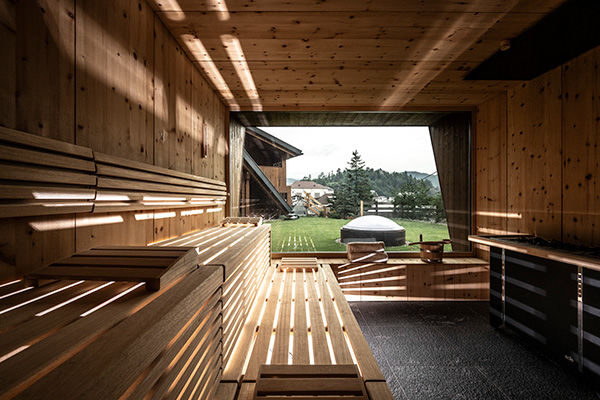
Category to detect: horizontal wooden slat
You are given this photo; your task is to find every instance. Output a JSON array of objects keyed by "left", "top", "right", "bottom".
[
  {"left": 0, "top": 164, "right": 96, "bottom": 186},
  {"left": 0, "top": 185, "right": 95, "bottom": 200},
  {"left": 0, "top": 126, "right": 93, "bottom": 159},
  {"left": 0, "top": 144, "right": 96, "bottom": 172},
  {"left": 0, "top": 202, "right": 94, "bottom": 218},
  {"left": 94, "top": 151, "right": 226, "bottom": 187},
  {"left": 97, "top": 176, "right": 226, "bottom": 196},
  {"left": 96, "top": 163, "right": 226, "bottom": 191},
  {"left": 256, "top": 378, "right": 364, "bottom": 395},
  {"left": 29, "top": 266, "right": 164, "bottom": 280},
  {"left": 27, "top": 247, "right": 200, "bottom": 291},
  {"left": 54, "top": 257, "right": 174, "bottom": 267},
  {"left": 14, "top": 267, "right": 222, "bottom": 399}
]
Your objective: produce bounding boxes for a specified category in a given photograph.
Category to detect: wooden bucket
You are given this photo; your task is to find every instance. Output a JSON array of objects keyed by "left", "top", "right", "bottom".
[{"left": 408, "top": 235, "right": 451, "bottom": 263}]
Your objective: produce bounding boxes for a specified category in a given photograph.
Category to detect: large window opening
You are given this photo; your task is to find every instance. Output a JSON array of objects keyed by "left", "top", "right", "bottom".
[{"left": 231, "top": 112, "right": 471, "bottom": 254}]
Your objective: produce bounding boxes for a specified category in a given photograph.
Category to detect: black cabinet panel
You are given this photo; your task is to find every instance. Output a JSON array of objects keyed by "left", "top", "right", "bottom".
[
  {"left": 583, "top": 268, "right": 600, "bottom": 377},
  {"left": 489, "top": 247, "right": 503, "bottom": 328},
  {"left": 504, "top": 250, "right": 577, "bottom": 359}
]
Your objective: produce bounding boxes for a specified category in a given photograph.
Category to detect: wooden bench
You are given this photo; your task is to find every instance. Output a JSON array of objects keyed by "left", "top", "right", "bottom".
[
  {"left": 215, "top": 261, "right": 394, "bottom": 400},
  {"left": 334, "top": 257, "right": 489, "bottom": 301},
  {"left": 0, "top": 126, "right": 96, "bottom": 218},
  {"left": 0, "top": 267, "right": 223, "bottom": 399},
  {"left": 1, "top": 224, "right": 396, "bottom": 399},
  {"left": 154, "top": 224, "right": 272, "bottom": 368},
  {"left": 0, "top": 127, "right": 227, "bottom": 217},
  {"left": 94, "top": 152, "right": 226, "bottom": 213},
  {"left": 0, "top": 224, "right": 272, "bottom": 400},
  {"left": 26, "top": 246, "right": 199, "bottom": 291},
  {"left": 253, "top": 364, "right": 368, "bottom": 399}
]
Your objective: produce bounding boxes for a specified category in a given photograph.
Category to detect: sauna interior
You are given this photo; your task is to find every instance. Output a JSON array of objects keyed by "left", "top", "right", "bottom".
[{"left": 0, "top": 0, "right": 599, "bottom": 399}]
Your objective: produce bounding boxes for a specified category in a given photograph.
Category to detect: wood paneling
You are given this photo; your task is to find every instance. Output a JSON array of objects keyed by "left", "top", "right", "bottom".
[
  {"left": 235, "top": 110, "right": 450, "bottom": 127},
  {"left": 0, "top": 0, "right": 228, "bottom": 280},
  {"left": 0, "top": 0, "right": 15, "bottom": 129},
  {"left": 334, "top": 258, "right": 488, "bottom": 301},
  {"left": 475, "top": 46, "right": 600, "bottom": 255},
  {"left": 475, "top": 93, "right": 507, "bottom": 237},
  {"left": 430, "top": 113, "right": 471, "bottom": 251},
  {"left": 16, "top": 0, "right": 75, "bottom": 142},
  {"left": 562, "top": 47, "right": 600, "bottom": 246},
  {"left": 229, "top": 118, "right": 245, "bottom": 216},
  {"left": 507, "top": 67, "right": 562, "bottom": 238},
  {"left": 154, "top": 18, "right": 193, "bottom": 171},
  {"left": 150, "top": 1, "right": 563, "bottom": 109},
  {"left": 148, "top": 0, "right": 564, "bottom": 13},
  {"left": 76, "top": 0, "right": 154, "bottom": 162}
]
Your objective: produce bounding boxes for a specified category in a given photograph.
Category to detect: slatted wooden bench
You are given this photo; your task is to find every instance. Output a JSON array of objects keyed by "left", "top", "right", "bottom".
[
  {"left": 94, "top": 152, "right": 227, "bottom": 213},
  {"left": 154, "top": 223, "right": 272, "bottom": 368},
  {"left": 215, "top": 261, "right": 394, "bottom": 400},
  {"left": 253, "top": 364, "right": 368, "bottom": 399},
  {"left": 0, "top": 126, "right": 96, "bottom": 218},
  {"left": 0, "top": 223, "right": 272, "bottom": 400},
  {"left": 26, "top": 246, "right": 199, "bottom": 291},
  {"left": 333, "top": 257, "right": 489, "bottom": 301},
  {"left": 0, "top": 267, "right": 223, "bottom": 399},
  {"left": 1, "top": 223, "right": 396, "bottom": 399},
  {"left": 0, "top": 127, "right": 227, "bottom": 217}
]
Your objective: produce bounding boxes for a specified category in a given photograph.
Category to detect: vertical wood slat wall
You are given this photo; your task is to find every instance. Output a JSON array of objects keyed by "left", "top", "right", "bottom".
[
  {"left": 0, "top": 0, "right": 228, "bottom": 280},
  {"left": 474, "top": 46, "right": 600, "bottom": 259}
]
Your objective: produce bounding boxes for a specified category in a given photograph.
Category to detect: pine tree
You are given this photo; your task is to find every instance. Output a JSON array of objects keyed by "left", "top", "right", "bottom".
[{"left": 331, "top": 151, "right": 373, "bottom": 217}]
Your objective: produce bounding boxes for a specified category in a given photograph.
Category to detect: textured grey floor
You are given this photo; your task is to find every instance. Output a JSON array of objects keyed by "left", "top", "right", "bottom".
[{"left": 350, "top": 301, "right": 600, "bottom": 400}]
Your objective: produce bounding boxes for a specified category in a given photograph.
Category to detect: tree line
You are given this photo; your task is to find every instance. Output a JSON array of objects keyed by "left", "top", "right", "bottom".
[{"left": 308, "top": 151, "right": 446, "bottom": 222}]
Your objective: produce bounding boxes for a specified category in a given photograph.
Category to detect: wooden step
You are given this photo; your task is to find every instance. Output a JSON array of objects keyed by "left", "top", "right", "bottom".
[{"left": 254, "top": 364, "right": 367, "bottom": 399}]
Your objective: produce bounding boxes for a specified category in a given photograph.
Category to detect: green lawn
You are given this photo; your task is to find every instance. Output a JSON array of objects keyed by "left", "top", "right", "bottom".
[{"left": 266, "top": 217, "right": 449, "bottom": 252}]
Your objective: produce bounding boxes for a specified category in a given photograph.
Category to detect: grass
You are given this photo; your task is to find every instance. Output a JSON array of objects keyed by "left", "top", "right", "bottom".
[{"left": 266, "top": 216, "right": 450, "bottom": 252}]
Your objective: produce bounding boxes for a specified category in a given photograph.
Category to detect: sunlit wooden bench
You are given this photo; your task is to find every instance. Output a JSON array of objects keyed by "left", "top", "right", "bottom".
[
  {"left": 0, "top": 127, "right": 227, "bottom": 218},
  {"left": 0, "top": 224, "right": 395, "bottom": 399},
  {"left": 0, "top": 224, "right": 270, "bottom": 400},
  {"left": 215, "top": 260, "right": 393, "bottom": 400}
]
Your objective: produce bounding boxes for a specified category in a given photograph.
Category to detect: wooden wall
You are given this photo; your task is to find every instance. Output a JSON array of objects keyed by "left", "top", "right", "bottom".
[
  {"left": 0, "top": 0, "right": 228, "bottom": 280},
  {"left": 260, "top": 160, "right": 291, "bottom": 205},
  {"left": 475, "top": 46, "right": 600, "bottom": 258},
  {"left": 429, "top": 113, "right": 471, "bottom": 251},
  {"left": 229, "top": 118, "right": 245, "bottom": 217}
]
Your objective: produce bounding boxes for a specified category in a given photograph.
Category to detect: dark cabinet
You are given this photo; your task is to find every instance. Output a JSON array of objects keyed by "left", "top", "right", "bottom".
[{"left": 489, "top": 245, "right": 599, "bottom": 379}]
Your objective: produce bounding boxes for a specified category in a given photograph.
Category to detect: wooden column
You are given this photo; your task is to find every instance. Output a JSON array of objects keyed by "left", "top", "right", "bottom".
[{"left": 429, "top": 113, "right": 471, "bottom": 252}]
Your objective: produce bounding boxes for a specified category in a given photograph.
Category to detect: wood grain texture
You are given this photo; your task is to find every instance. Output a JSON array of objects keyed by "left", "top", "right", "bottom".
[
  {"left": 15, "top": 0, "right": 75, "bottom": 142},
  {"left": 507, "top": 67, "right": 562, "bottom": 239},
  {"left": 429, "top": 113, "right": 471, "bottom": 251},
  {"left": 149, "top": 1, "right": 562, "bottom": 109},
  {"left": 335, "top": 258, "right": 488, "bottom": 301},
  {"left": 474, "top": 46, "right": 600, "bottom": 252},
  {"left": 0, "top": 0, "right": 228, "bottom": 280},
  {"left": 75, "top": 0, "right": 154, "bottom": 162},
  {"left": 148, "top": 0, "right": 565, "bottom": 13},
  {"left": 562, "top": 47, "right": 600, "bottom": 246},
  {"left": 229, "top": 118, "right": 245, "bottom": 216}
]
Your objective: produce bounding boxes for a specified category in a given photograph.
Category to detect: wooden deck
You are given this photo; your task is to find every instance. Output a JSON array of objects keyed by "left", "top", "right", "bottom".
[{"left": 216, "top": 262, "right": 393, "bottom": 400}]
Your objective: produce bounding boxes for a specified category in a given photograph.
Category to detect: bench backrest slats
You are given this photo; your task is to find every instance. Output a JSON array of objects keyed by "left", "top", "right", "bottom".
[{"left": 0, "top": 127, "right": 227, "bottom": 218}]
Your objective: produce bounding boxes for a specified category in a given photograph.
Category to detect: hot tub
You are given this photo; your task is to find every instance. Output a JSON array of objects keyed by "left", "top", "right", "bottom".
[{"left": 340, "top": 215, "right": 406, "bottom": 246}]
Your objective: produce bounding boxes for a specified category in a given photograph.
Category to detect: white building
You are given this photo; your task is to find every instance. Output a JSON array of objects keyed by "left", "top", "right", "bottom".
[{"left": 290, "top": 181, "right": 334, "bottom": 202}]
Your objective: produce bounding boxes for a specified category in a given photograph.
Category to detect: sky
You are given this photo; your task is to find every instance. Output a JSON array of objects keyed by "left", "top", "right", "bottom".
[{"left": 259, "top": 126, "right": 437, "bottom": 180}]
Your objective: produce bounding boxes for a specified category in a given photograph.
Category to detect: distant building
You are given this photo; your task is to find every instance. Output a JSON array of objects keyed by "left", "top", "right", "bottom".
[
  {"left": 241, "top": 127, "right": 303, "bottom": 218},
  {"left": 291, "top": 181, "right": 334, "bottom": 201}
]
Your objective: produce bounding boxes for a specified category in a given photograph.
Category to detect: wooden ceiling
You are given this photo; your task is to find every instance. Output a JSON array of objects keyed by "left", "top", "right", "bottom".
[
  {"left": 234, "top": 111, "right": 455, "bottom": 126},
  {"left": 149, "top": 0, "right": 566, "bottom": 110}
]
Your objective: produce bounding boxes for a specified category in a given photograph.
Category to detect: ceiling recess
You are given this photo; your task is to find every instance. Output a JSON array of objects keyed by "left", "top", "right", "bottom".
[{"left": 466, "top": 0, "right": 600, "bottom": 81}]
